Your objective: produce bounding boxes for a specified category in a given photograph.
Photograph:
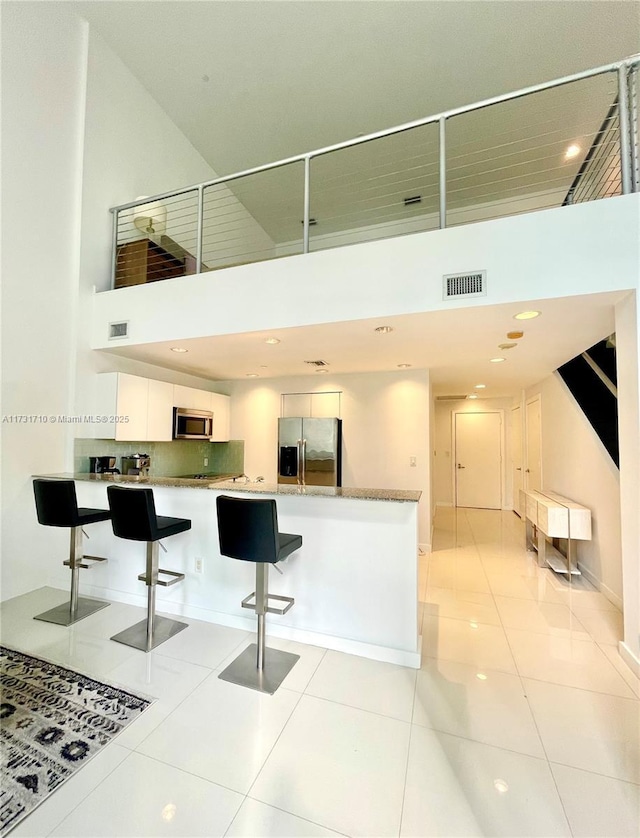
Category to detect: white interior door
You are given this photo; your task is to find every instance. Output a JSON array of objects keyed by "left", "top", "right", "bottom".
[
  {"left": 454, "top": 412, "right": 502, "bottom": 509},
  {"left": 511, "top": 405, "right": 523, "bottom": 515},
  {"left": 525, "top": 396, "right": 542, "bottom": 491}
]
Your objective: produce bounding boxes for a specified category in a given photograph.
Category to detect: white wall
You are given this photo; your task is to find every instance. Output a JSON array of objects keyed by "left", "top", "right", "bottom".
[
  {"left": 91, "top": 194, "right": 640, "bottom": 349},
  {"left": 74, "top": 28, "right": 273, "bottom": 422},
  {"left": 1, "top": 4, "right": 88, "bottom": 600},
  {"left": 525, "top": 373, "right": 623, "bottom": 607},
  {"left": 433, "top": 397, "right": 514, "bottom": 508},
  {"left": 0, "top": 7, "right": 273, "bottom": 601},
  {"left": 226, "top": 370, "right": 432, "bottom": 546},
  {"left": 615, "top": 291, "right": 640, "bottom": 671}
]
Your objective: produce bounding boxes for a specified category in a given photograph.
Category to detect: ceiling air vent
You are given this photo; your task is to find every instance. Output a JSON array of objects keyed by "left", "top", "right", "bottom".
[
  {"left": 404, "top": 195, "right": 422, "bottom": 206},
  {"left": 108, "top": 321, "right": 129, "bottom": 340},
  {"left": 443, "top": 271, "right": 486, "bottom": 300},
  {"left": 436, "top": 395, "right": 468, "bottom": 401},
  {"left": 304, "top": 360, "right": 329, "bottom": 367}
]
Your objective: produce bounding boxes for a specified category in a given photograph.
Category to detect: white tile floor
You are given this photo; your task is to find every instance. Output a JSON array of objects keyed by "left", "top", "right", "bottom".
[{"left": 2, "top": 508, "right": 639, "bottom": 837}]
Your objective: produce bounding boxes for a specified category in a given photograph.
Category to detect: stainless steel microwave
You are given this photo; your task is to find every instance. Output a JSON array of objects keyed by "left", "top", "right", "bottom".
[{"left": 173, "top": 407, "right": 213, "bottom": 440}]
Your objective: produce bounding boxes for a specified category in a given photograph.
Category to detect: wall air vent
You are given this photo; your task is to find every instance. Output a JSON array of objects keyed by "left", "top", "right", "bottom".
[
  {"left": 108, "top": 321, "right": 129, "bottom": 340},
  {"left": 443, "top": 271, "right": 486, "bottom": 300},
  {"left": 304, "top": 360, "right": 329, "bottom": 367},
  {"left": 404, "top": 195, "right": 422, "bottom": 206},
  {"left": 436, "top": 395, "right": 468, "bottom": 401}
]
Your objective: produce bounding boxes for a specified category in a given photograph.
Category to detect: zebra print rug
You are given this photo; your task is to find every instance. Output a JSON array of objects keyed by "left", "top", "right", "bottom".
[{"left": 0, "top": 646, "right": 151, "bottom": 835}]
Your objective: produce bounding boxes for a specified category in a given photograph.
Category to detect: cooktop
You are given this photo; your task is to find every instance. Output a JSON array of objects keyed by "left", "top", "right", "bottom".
[{"left": 177, "top": 472, "right": 241, "bottom": 481}]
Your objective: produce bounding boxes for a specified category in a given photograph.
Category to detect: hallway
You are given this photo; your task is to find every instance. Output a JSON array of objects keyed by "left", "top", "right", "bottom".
[{"left": 1, "top": 508, "right": 638, "bottom": 837}]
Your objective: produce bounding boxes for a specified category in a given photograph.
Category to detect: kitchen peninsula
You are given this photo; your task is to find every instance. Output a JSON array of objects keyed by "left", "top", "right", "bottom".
[{"left": 36, "top": 473, "right": 422, "bottom": 667}]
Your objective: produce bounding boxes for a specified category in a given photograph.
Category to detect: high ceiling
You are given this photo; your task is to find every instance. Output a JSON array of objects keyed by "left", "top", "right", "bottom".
[
  {"left": 70, "top": 1, "right": 637, "bottom": 393},
  {"left": 73, "top": 1, "right": 638, "bottom": 177}
]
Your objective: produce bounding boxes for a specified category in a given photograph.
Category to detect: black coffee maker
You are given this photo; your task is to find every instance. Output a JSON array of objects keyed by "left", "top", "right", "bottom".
[{"left": 89, "top": 456, "right": 120, "bottom": 474}]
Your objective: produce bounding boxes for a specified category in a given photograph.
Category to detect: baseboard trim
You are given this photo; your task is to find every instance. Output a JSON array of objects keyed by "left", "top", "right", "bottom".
[
  {"left": 84, "top": 583, "right": 422, "bottom": 670},
  {"left": 578, "top": 564, "right": 623, "bottom": 611},
  {"left": 619, "top": 641, "right": 640, "bottom": 679}
]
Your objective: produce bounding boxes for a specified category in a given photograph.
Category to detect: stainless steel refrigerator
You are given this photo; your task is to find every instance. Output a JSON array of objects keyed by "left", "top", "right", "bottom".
[{"left": 278, "top": 418, "right": 342, "bottom": 487}]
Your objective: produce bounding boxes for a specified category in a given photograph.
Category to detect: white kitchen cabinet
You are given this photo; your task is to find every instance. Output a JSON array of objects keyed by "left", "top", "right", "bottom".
[
  {"left": 173, "top": 384, "right": 211, "bottom": 411},
  {"left": 282, "top": 391, "right": 341, "bottom": 419},
  {"left": 282, "top": 393, "right": 312, "bottom": 418},
  {"left": 95, "top": 373, "right": 148, "bottom": 441},
  {"left": 95, "top": 375, "right": 229, "bottom": 442},
  {"left": 311, "top": 391, "right": 341, "bottom": 418},
  {"left": 147, "top": 379, "right": 174, "bottom": 441},
  {"left": 209, "top": 392, "right": 230, "bottom": 441},
  {"left": 95, "top": 373, "right": 175, "bottom": 441}
]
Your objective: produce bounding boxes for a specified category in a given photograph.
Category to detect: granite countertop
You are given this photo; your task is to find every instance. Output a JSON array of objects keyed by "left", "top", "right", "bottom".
[{"left": 34, "top": 473, "right": 422, "bottom": 503}]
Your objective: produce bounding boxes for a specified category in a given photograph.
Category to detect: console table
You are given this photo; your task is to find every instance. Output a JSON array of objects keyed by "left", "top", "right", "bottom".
[{"left": 520, "top": 488, "right": 592, "bottom": 576}]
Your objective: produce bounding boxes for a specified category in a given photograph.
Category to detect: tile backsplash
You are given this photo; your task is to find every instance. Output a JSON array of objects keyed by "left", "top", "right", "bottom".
[{"left": 74, "top": 438, "right": 244, "bottom": 477}]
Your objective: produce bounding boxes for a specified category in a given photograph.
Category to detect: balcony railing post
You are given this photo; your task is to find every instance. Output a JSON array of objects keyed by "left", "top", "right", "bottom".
[
  {"left": 439, "top": 116, "right": 446, "bottom": 229},
  {"left": 110, "top": 209, "right": 118, "bottom": 289},
  {"left": 196, "top": 185, "right": 204, "bottom": 272},
  {"left": 618, "top": 65, "right": 633, "bottom": 195},
  {"left": 628, "top": 67, "right": 639, "bottom": 192},
  {"left": 303, "top": 156, "right": 311, "bottom": 253}
]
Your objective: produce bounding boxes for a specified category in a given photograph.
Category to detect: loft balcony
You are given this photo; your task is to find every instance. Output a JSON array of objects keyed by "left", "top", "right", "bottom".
[{"left": 107, "top": 55, "right": 639, "bottom": 291}]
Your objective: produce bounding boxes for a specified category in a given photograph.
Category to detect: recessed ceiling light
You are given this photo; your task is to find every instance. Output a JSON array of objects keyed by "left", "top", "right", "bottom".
[
  {"left": 564, "top": 144, "right": 581, "bottom": 160},
  {"left": 474, "top": 384, "right": 486, "bottom": 389},
  {"left": 490, "top": 357, "right": 506, "bottom": 363},
  {"left": 494, "top": 779, "right": 509, "bottom": 794},
  {"left": 397, "top": 363, "right": 412, "bottom": 368},
  {"left": 264, "top": 337, "right": 280, "bottom": 345},
  {"left": 375, "top": 326, "right": 394, "bottom": 334},
  {"left": 498, "top": 342, "right": 518, "bottom": 350},
  {"left": 476, "top": 673, "right": 488, "bottom": 681},
  {"left": 514, "top": 311, "right": 541, "bottom": 320},
  {"left": 467, "top": 394, "right": 478, "bottom": 400},
  {"left": 246, "top": 373, "right": 259, "bottom": 378},
  {"left": 170, "top": 347, "right": 188, "bottom": 353},
  {"left": 315, "top": 368, "right": 329, "bottom": 374},
  {"left": 469, "top": 621, "right": 479, "bottom": 629},
  {"left": 507, "top": 331, "right": 524, "bottom": 340}
]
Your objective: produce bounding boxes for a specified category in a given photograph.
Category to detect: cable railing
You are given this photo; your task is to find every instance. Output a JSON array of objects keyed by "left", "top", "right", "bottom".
[{"left": 110, "top": 55, "right": 639, "bottom": 290}]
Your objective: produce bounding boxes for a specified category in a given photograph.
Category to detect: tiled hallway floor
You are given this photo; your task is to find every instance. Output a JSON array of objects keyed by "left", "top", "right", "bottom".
[{"left": 2, "top": 508, "right": 639, "bottom": 837}]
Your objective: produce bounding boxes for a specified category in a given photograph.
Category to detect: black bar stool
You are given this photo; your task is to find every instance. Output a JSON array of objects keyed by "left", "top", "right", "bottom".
[
  {"left": 216, "top": 495, "right": 302, "bottom": 694},
  {"left": 32, "top": 479, "right": 111, "bottom": 626},
  {"left": 107, "top": 486, "right": 190, "bottom": 652}
]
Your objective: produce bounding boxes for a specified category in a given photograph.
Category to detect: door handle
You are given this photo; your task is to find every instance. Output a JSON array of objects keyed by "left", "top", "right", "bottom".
[
  {"left": 525, "top": 468, "right": 531, "bottom": 473},
  {"left": 301, "top": 438, "right": 307, "bottom": 484},
  {"left": 457, "top": 463, "right": 465, "bottom": 469},
  {"left": 516, "top": 467, "right": 522, "bottom": 471}
]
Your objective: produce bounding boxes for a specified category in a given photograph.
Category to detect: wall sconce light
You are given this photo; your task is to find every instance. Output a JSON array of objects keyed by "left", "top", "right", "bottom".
[{"left": 133, "top": 198, "right": 167, "bottom": 240}]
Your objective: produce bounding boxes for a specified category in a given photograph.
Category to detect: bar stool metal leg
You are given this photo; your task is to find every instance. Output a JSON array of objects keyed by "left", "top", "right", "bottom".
[
  {"left": 255, "top": 562, "right": 268, "bottom": 670},
  {"left": 146, "top": 541, "right": 158, "bottom": 652},
  {"left": 218, "top": 562, "right": 299, "bottom": 695},
  {"left": 110, "top": 540, "right": 188, "bottom": 652},
  {"left": 35, "top": 526, "right": 110, "bottom": 626}
]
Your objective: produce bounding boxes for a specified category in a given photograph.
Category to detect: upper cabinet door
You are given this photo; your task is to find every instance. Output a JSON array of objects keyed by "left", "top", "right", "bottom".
[
  {"left": 210, "top": 393, "right": 231, "bottom": 442},
  {"left": 282, "top": 392, "right": 341, "bottom": 418},
  {"left": 147, "top": 379, "right": 174, "bottom": 441},
  {"left": 311, "top": 392, "right": 340, "bottom": 418},
  {"left": 173, "top": 384, "right": 211, "bottom": 411},
  {"left": 282, "top": 393, "right": 312, "bottom": 418},
  {"left": 115, "top": 373, "right": 148, "bottom": 441}
]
